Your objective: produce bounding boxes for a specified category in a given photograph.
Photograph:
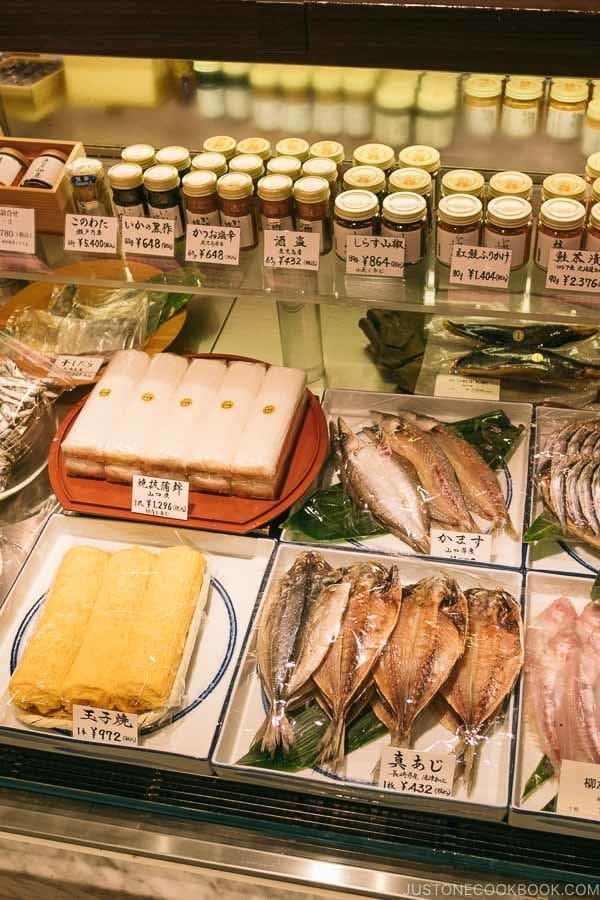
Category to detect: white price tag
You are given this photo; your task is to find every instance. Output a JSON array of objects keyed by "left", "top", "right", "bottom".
[
  {"left": 434, "top": 374, "right": 500, "bottom": 401},
  {"left": 449, "top": 245, "right": 512, "bottom": 289},
  {"left": 546, "top": 249, "right": 600, "bottom": 293},
  {"left": 51, "top": 355, "right": 104, "bottom": 382},
  {"left": 185, "top": 223, "right": 240, "bottom": 265},
  {"left": 0, "top": 206, "right": 35, "bottom": 254},
  {"left": 64, "top": 214, "right": 118, "bottom": 254},
  {"left": 121, "top": 216, "right": 175, "bottom": 257},
  {"left": 557, "top": 760, "right": 600, "bottom": 820},
  {"left": 431, "top": 527, "right": 492, "bottom": 564},
  {"left": 378, "top": 746, "right": 455, "bottom": 797},
  {"left": 346, "top": 234, "right": 405, "bottom": 277},
  {"left": 73, "top": 704, "right": 138, "bottom": 747},
  {"left": 263, "top": 230, "right": 320, "bottom": 271},
  {"left": 131, "top": 474, "right": 189, "bottom": 520}
]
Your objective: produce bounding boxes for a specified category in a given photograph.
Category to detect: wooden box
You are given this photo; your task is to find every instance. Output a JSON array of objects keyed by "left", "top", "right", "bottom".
[{"left": 0, "top": 55, "right": 64, "bottom": 106}]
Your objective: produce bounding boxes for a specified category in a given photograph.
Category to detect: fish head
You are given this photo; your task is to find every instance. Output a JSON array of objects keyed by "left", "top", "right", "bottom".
[
  {"left": 336, "top": 417, "right": 360, "bottom": 453},
  {"left": 370, "top": 411, "right": 401, "bottom": 434}
]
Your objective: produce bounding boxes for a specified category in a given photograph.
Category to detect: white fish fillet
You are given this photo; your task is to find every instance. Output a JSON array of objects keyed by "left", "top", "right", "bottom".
[{"left": 571, "top": 602, "right": 600, "bottom": 764}]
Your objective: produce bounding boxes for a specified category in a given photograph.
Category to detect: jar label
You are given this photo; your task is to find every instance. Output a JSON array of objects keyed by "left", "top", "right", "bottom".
[
  {"left": 147, "top": 203, "right": 184, "bottom": 238},
  {"left": 75, "top": 199, "right": 102, "bottom": 215},
  {"left": 334, "top": 221, "right": 374, "bottom": 259},
  {"left": 113, "top": 202, "right": 145, "bottom": 219},
  {"left": 436, "top": 225, "right": 481, "bottom": 265},
  {"left": 261, "top": 214, "right": 294, "bottom": 232},
  {"left": 501, "top": 104, "right": 538, "bottom": 139},
  {"left": 0, "top": 155, "right": 23, "bottom": 187},
  {"left": 186, "top": 208, "right": 220, "bottom": 226},
  {"left": 585, "top": 231, "right": 600, "bottom": 252},
  {"left": 381, "top": 223, "right": 424, "bottom": 264},
  {"left": 463, "top": 102, "right": 499, "bottom": 138},
  {"left": 220, "top": 212, "right": 255, "bottom": 249},
  {"left": 21, "top": 154, "right": 64, "bottom": 188},
  {"left": 297, "top": 218, "right": 326, "bottom": 253},
  {"left": 483, "top": 226, "right": 530, "bottom": 269},
  {"left": 535, "top": 230, "right": 582, "bottom": 269},
  {"left": 546, "top": 106, "right": 585, "bottom": 142}
]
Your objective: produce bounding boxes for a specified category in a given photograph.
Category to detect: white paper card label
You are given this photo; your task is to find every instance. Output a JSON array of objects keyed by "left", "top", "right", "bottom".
[
  {"left": 131, "top": 475, "right": 189, "bottom": 520},
  {"left": 121, "top": 216, "right": 175, "bottom": 257},
  {"left": 431, "top": 527, "right": 492, "bottom": 564},
  {"left": 0, "top": 206, "right": 35, "bottom": 254},
  {"left": 263, "top": 230, "right": 320, "bottom": 271},
  {"left": 64, "top": 214, "right": 118, "bottom": 254},
  {"left": 557, "top": 760, "right": 600, "bottom": 820},
  {"left": 51, "top": 355, "right": 104, "bottom": 381},
  {"left": 73, "top": 704, "right": 138, "bottom": 747},
  {"left": 434, "top": 374, "right": 501, "bottom": 401},
  {"left": 546, "top": 248, "right": 600, "bottom": 293},
  {"left": 346, "top": 234, "right": 405, "bottom": 277},
  {"left": 185, "top": 223, "right": 240, "bottom": 265},
  {"left": 449, "top": 245, "right": 512, "bottom": 289},
  {"left": 378, "top": 747, "right": 455, "bottom": 797}
]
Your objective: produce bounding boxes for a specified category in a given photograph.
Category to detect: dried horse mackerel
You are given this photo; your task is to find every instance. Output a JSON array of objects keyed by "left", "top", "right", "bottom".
[{"left": 0, "top": 358, "right": 47, "bottom": 491}]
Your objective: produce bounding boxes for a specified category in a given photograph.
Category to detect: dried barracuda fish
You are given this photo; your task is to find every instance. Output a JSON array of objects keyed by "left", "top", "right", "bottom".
[
  {"left": 444, "top": 321, "right": 598, "bottom": 349},
  {"left": 452, "top": 347, "right": 600, "bottom": 386},
  {"left": 373, "top": 575, "right": 468, "bottom": 745},
  {"left": 314, "top": 562, "right": 402, "bottom": 770},
  {"left": 440, "top": 588, "right": 523, "bottom": 791}
]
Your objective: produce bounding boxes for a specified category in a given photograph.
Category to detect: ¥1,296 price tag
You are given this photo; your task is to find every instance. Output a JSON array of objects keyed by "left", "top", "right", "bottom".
[
  {"left": 263, "top": 230, "right": 320, "bottom": 271},
  {"left": 121, "top": 216, "right": 175, "bottom": 257},
  {"left": 185, "top": 223, "right": 240, "bottom": 265},
  {"left": 346, "top": 234, "right": 405, "bottom": 277},
  {"left": 378, "top": 746, "right": 455, "bottom": 797},
  {"left": 557, "top": 760, "right": 600, "bottom": 820},
  {"left": 434, "top": 373, "right": 500, "bottom": 402},
  {"left": 131, "top": 475, "right": 189, "bottom": 520},
  {"left": 450, "top": 245, "right": 512, "bottom": 289},
  {"left": 73, "top": 704, "right": 138, "bottom": 747},
  {"left": 0, "top": 206, "right": 35, "bottom": 254},
  {"left": 51, "top": 355, "right": 104, "bottom": 382},
  {"left": 64, "top": 214, "right": 118, "bottom": 254},
  {"left": 431, "top": 527, "right": 492, "bottom": 564},
  {"left": 546, "top": 248, "right": 600, "bottom": 293}
]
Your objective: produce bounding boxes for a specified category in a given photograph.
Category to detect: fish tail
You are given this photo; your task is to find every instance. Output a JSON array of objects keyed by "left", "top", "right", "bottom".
[
  {"left": 260, "top": 701, "right": 295, "bottom": 757},
  {"left": 491, "top": 514, "right": 518, "bottom": 540},
  {"left": 318, "top": 716, "right": 346, "bottom": 770}
]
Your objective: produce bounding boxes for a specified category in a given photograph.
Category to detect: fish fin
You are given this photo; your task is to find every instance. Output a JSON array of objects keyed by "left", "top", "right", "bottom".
[
  {"left": 463, "top": 742, "right": 477, "bottom": 794},
  {"left": 260, "top": 703, "right": 296, "bottom": 757},
  {"left": 318, "top": 716, "right": 346, "bottom": 771},
  {"left": 491, "top": 516, "right": 519, "bottom": 540}
]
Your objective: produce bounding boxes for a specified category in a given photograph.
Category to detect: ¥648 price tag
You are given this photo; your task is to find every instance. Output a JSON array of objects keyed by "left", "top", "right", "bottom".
[
  {"left": 346, "top": 234, "right": 405, "bottom": 277},
  {"left": 121, "top": 216, "right": 175, "bottom": 257},
  {"left": 378, "top": 747, "right": 455, "bottom": 797},
  {"left": 0, "top": 206, "right": 35, "bottom": 254},
  {"left": 51, "top": 355, "right": 104, "bottom": 382},
  {"left": 264, "top": 230, "right": 320, "bottom": 271},
  {"left": 64, "top": 214, "right": 118, "bottom": 254},
  {"left": 546, "top": 249, "right": 600, "bottom": 293},
  {"left": 131, "top": 475, "right": 189, "bottom": 520},
  {"left": 73, "top": 704, "right": 138, "bottom": 747},
  {"left": 450, "top": 245, "right": 512, "bottom": 288},
  {"left": 557, "top": 760, "right": 600, "bottom": 820},
  {"left": 185, "top": 224, "right": 241, "bottom": 265},
  {"left": 431, "top": 527, "right": 492, "bottom": 564}
]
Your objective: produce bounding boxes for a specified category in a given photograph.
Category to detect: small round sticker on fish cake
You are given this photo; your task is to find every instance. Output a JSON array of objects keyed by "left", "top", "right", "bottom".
[
  {"left": 180, "top": 397, "right": 192, "bottom": 407},
  {"left": 221, "top": 400, "right": 234, "bottom": 409},
  {"left": 142, "top": 392, "right": 154, "bottom": 402},
  {"left": 263, "top": 404, "right": 276, "bottom": 415},
  {"left": 99, "top": 388, "right": 111, "bottom": 398}
]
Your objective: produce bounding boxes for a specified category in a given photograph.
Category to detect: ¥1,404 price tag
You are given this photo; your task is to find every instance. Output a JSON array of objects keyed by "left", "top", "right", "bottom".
[
  {"left": 73, "top": 704, "right": 138, "bottom": 747},
  {"left": 51, "top": 355, "right": 104, "bottom": 382},
  {"left": 557, "top": 760, "right": 600, "bottom": 820},
  {"left": 185, "top": 223, "right": 240, "bottom": 265},
  {"left": 263, "top": 230, "right": 320, "bottom": 271},
  {"left": 0, "top": 206, "right": 35, "bottom": 254},
  {"left": 378, "top": 747, "right": 455, "bottom": 797},
  {"left": 131, "top": 475, "right": 189, "bottom": 521},
  {"left": 434, "top": 374, "right": 500, "bottom": 402},
  {"left": 546, "top": 249, "right": 600, "bottom": 293},
  {"left": 121, "top": 216, "right": 175, "bottom": 258},
  {"left": 64, "top": 214, "right": 118, "bottom": 254},
  {"left": 346, "top": 234, "right": 405, "bottom": 277},
  {"left": 431, "top": 527, "right": 492, "bottom": 564},
  {"left": 450, "top": 245, "right": 512, "bottom": 289}
]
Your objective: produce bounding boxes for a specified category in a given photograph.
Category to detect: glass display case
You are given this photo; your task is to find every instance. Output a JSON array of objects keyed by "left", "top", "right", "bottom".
[{"left": 1, "top": 4, "right": 599, "bottom": 893}]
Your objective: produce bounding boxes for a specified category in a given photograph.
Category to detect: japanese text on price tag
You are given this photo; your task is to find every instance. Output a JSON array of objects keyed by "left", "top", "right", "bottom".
[
  {"left": 121, "top": 216, "right": 175, "bottom": 257},
  {"left": 434, "top": 374, "right": 500, "bottom": 402},
  {"left": 185, "top": 224, "right": 240, "bottom": 265},
  {"left": 378, "top": 747, "right": 455, "bottom": 797},
  {"left": 51, "top": 355, "right": 104, "bottom": 382},
  {"left": 132, "top": 475, "right": 189, "bottom": 520},
  {"left": 557, "top": 760, "right": 600, "bottom": 821},
  {"left": 64, "top": 214, "right": 118, "bottom": 254},
  {"left": 450, "top": 245, "right": 512, "bottom": 289},
  {"left": 263, "top": 230, "right": 320, "bottom": 271},
  {"left": 346, "top": 234, "right": 405, "bottom": 276},
  {"left": 73, "top": 704, "right": 138, "bottom": 747},
  {"left": 546, "top": 248, "right": 600, "bottom": 293},
  {"left": 0, "top": 206, "right": 35, "bottom": 254},
  {"left": 431, "top": 528, "right": 492, "bottom": 563}
]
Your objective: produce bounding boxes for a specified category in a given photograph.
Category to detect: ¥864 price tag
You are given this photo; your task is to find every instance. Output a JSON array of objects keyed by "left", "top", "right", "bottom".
[
  {"left": 546, "top": 248, "right": 600, "bottom": 293},
  {"left": 449, "top": 245, "right": 512, "bottom": 288},
  {"left": 121, "top": 216, "right": 175, "bottom": 257},
  {"left": 378, "top": 747, "right": 455, "bottom": 797},
  {"left": 263, "top": 230, "right": 320, "bottom": 271},
  {"left": 346, "top": 234, "right": 405, "bottom": 277},
  {"left": 185, "top": 223, "right": 241, "bottom": 265},
  {"left": 64, "top": 214, "right": 118, "bottom": 254},
  {"left": 132, "top": 475, "right": 189, "bottom": 520},
  {"left": 73, "top": 704, "right": 138, "bottom": 747}
]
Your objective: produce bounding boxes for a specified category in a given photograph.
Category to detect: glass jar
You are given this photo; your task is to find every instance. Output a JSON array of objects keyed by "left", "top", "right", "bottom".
[
  {"left": 388, "top": 167, "right": 433, "bottom": 230},
  {"left": 249, "top": 66, "right": 280, "bottom": 131},
  {"left": 279, "top": 66, "right": 312, "bottom": 132},
  {"left": 534, "top": 198, "right": 586, "bottom": 270},
  {"left": 414, "top": 86, "right": 457, "bottom": 150},
  {"left": 542, "top": 172, "right": 587, "bottom": 205},
  {"left": 107, "top": 162, "right": 146, "bottom": 218},
  {"left": 67, "top": 157, "right": 110, "bottom": 215},
  {"left": 155, "top": 146, "right": 191, "bottom": 179},
  {"left": 229, "top": 153, "right": 265, "bottom": 189},
  {"left": 191, "top": 152, "right": 228, "bottom": 178},
  {"left": 488, "top": 170, "right": 533, "bottom": 201},
  {"left": 501, "top": 76, "right": 544, "bottom": 139},
  {"left": 182, "top": 170, "right": 220, "bottom": 225},
  {"left": 223, "top": 65, "right": 251, "bottom": 120},
  {"left": 20, "top": 148, "right": 69, "bottom": 188},
  {"left": 582, "top": 102, "right": 600, "bottom": 157},
  {"left": 202, "top": 135, "right": 237, "bottom": 161},
  {"left": 342, "top": 165, "right": 386, "bottom": 204},
  {"left": 0, "top": 146, "right": 28, "bottom": 186},
  {"left": 257, "top": 174, "right": 294, "bottom": 231},
  {"left": 436, "top": 194, "right": 483, "bottom": 265},
  {"left": 236, "top": 137, "right": 272, "bottom": 162},
  {"left": 463, "top": 74, "right": 504, "bottom": 138},
  {"left": 293, "top": 176, "right": 332, "bottom": 254},
  {"left": 585, "top": 152, "right": 600, "bottom": 190},
  {"left": 352, "top": 142, "right": 395, "bottom": 175},
  {"left": 121, "top": 144, "right": 155, "bottom": 171},
  {"left": 592, "top": 177, "right": 600, "bottom": 206},
  {"left": 309, "top": 140, "right": 345, "bottom": 171},
  {"left": 441, "top": 169, "right": 485, "bottom": 201},
  {"left": 373, "top": 81, "right": 414, "bottom": 147},
  {"left": 302, "top": 157, "right": 338, "bottom": 200},
  {"left": 484, "top": 196, "right": 533, "bottom": 269},
  {"left": 217, "top": 172, "right": 257, "bottom": 249},
  {"left": 342, "top": 68, "right": 377, "bottom": 138},
  {"left": 275, "top": 138, "right": 310, "bottom": 163},
  {"left": 397, "top": 144, "right": 441, "bottom": 208},
  {"left": 584, "top": 202, "right": 600, "bottom": 251},
  {"left": 311, "top": 69, "right": 344, "bottom": 135},
  {"left": 381, "top": 192, "right": 427, "bottom": 264},
  {"left": 194, "top": 62, "right": 225, "bottom": 119},
  {"left": 143, "top": 164, "right": 185, "bottom": 238},
  {"left": 267, "top": 156, "right": 302, "bottom": 182},
  {"left": 547, "top": 79, "right": 588, "bottom": 141},
  {"left": 334, "top": 189, "right": 379, "bottom": 259}
]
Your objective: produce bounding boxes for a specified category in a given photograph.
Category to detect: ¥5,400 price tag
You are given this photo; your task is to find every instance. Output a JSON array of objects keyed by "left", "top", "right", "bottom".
[
  {"left": 546, "top": 249, "right": 600, "bottom": 293},
  {"left": 434, "top": 374, "right": 500, "bottom": 402},
  {"left": 0, "top": 206, "right": 35, "bottom": 254},
  {"left": 121, "top": 216, "right": 175, "bottom": 257},
  {"left": 378, "top": 747, "right": 455, "bottom": 797},
  {"left": 73, "top": 704, "right": 138, "bottom": 747},
  {"left": 557, "top": 760, "right": 600, "bottom": 820},
  {"left": 450, "top": 245, "right": 512, "bottom": 289},
  {"left": 346, "top": 234, "right": 405, "bottom": 277},
  {"left": 431, "top": 527, "right": 492, "bottom": 564},
  {"left": 185, "top": 223, "right": 241, "bottom": 265},
  {"left": 264, "top": 230, "right": 320, "bottom": 271},
  {"left": 131, "top": 475, "right": 189, "bottom": 520},
  {"left": 64, "top": 214, "right": 118, "bottom": 254},
  {"left": 51, "top": 355, "right": 104, "bottom": 382}
]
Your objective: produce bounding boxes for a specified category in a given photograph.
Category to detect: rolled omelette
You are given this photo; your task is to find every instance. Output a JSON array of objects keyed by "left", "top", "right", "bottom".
[
  {"left": 9, "top": 546, "right": 109, "bottom": 715},
  {"left": 110, "top": 545, "right": 206, "bottom": 713}
]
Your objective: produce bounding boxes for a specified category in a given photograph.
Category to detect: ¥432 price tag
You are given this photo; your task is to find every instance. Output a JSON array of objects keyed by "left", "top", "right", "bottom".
[
  {"left": 185, "top": 223, "right": 241, "bottom": 265},
  {"left": 346, "top": 234, "right": 405, "bottom": 277},
  {"left": 450, "top": 245, "right": 512, "bottom": 289},
  {"left": 73, "top": 704, "right": 138, "bottom": 747},
  {"left": 121, "top": 216, "right": 175, "bottom": 257},
  {"left": 378, "top": 747, "right": 455, "bottom": 797},
  {"left": 264, "top": 230, "right": 320, "bottom": 271},
  {"left": 51, "top": 355, "right": 104, "bottom": 382},
  {"left": 546, "top": 249, "right": 600, "bottom": 293},
  {"left": 131, "top": 475, "right": 189, "bottom": 520},
  {"left": 64, "top": 214, "right": 118, "bottom": 254}
]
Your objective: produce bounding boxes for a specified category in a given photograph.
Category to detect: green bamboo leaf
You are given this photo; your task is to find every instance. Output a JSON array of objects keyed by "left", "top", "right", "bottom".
[
  {"left": 543, "top": 795, "right": 557, "bottom": 813},
  {"left": 523, "top": 513, "right": 565, "bottom": 544},
  {"left": 285, "top": 483, "right": 386, "bottom": 543},
  {"left": 447, "top": 409, "right": 524, "bottom": 469},
  {"left": 522, "top": 754, "right": 555, "bottom": 801}
]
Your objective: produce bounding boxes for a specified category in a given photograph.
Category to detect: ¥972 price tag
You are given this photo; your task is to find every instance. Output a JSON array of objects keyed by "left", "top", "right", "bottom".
[
  {"left": 263, "top": 230, "right": 320, "bottom": 271},
  {"left": 51, "top": 355, "right": 104, "bottom": 382},
  {"left": 64, "top": 214, "right": 118, "bottom": 254},
  {"left": 449, "top": 245, "right": 512, "bottom": 289},
  {"left": 131, "top": 474, "right": 189, "bottom": 520},
  {"left": 546, "top": 248, "right": 600, "bottom": 293},
  {"left": 557, "top": 760, "right": 600, "bottom": 820},
  {"left": 378, "top": 746, "right": 455, "bottom": 797},
  {"left": 431, "top": 527, "right": 492, "bottom": 564},
  {"left": 0, "top": 206, "right": 35, "bottom": 254},
  {"left": 73, "top": 704, "right": 138, "bottom": 747},
  {"left": 185, "top": 223, "right": 241, "bottom": 265},
  {"left": 121, "top": 216, "right": 175, "bottom": 257},
  {"left": 346, "top": 234, "right": 405, "bottom": 277}
]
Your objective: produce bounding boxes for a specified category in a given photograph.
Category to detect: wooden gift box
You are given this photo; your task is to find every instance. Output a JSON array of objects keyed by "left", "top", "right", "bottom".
[{"left": 0, "top": 55, "right": 65, "bottom": 122}]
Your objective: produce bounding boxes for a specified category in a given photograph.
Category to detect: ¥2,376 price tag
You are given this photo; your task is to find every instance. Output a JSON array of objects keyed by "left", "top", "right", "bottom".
[
  {"left": 73, "top": 704, "right": 138, "bottom": 747},
  {"left": 546, "top": 249, "right": 600, "bottom": 293},
  {"left": 346, "top": 234, "right": 404, "bottom": 277},
  {"left": 264, "top": 230, "right": 320, "bottom": 271},
  {"left": 378, "top": 746, "right": 455, "bottom": 797},
  {"left": 131, "top": 474, "right": 189, "bottom": 520},
  {"left": 450, "top": 245, "right": 512, "bottom": 289},
  {"left": 434, "top": 374, "right": 500, "bottom": 402},
  {"left": 431, "top": 527, "right": 492, "bottom": 564},
  {"left": 557, "top": 760, "right": 600, "bottom": 821},
  {"left": 64, "top": 214, "right": 118, "bottom": 254},
  {"left": 0, "top": 206, "right": 35, "bottom": 254},
  {"left": 185, "top": 223, "right": 240, "bottom": 265},
  {"left": 51, "top": 355, "right": 104, "bottom": 382},
  {"left": 121, "top": 216, "right": 175, "bottom": 257}
]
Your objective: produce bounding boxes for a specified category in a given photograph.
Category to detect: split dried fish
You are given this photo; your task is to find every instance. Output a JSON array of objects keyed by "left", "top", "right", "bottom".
[
  {"left": 444, "top": 321, "right": 597, "bottom": 349},
  {"left": 452, "top": 347, "right": 600, "bottom": 386}
]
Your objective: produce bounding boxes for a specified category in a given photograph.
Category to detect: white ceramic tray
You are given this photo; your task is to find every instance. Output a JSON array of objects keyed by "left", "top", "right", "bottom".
[
  {"left": 0, "top": 513, "right": 275, "bottom": 774},
  {"left": 212, "top": 543, "right": 523, "bottom": 822},
  {"left": 527, "top": 407, "right": 600, "bottom": 578},
  {"left": 282, "top": 389, "right": 532, "bottom": 571},
  {"left": 510, "top": 571, "right": 599, "bottom": 840}
]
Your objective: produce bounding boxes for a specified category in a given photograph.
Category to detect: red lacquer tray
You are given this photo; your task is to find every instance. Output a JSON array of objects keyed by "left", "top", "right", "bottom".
[{"left": 49, "top": 354, "right": 328, "bottom": 534}]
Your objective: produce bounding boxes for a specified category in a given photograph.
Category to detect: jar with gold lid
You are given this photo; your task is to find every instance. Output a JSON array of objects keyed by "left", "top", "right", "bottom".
[
  {"left": 585, "top": 152, "right": 600, "bottom": 189},
  {"left": 584, "top": 202, "right": 600, "bottom": 251},
  {"left": 293, "top": 175, "right": 332, "bottom": 254},
  {"left": 542, "top": 172, "right": 587, "bottom": 205},
  {"left": 463, "top": 74, "right": 504, "bottom": 138},
  {"left": 334, "top": 189, "right": 379, "bottom": 259},
  {"left": 381, "top": 192, "right": 427, "bottom": 264},
  {"left": 68, "top": 157, "right": 111, "bottom": 216},
  {"left": 343, "top": 68, "right": 378, "bottom": 138},
  {"left": 275, "top": 138, "right": 310, "bottom": 163},
  {"left": 415, "top": 86, "right": 457, "bottom": 150},
  {"left": 309, "top": 140, "right": 345, "bottom": 169},
  {"left": 484, "top": 196, "right": 533, "bottom": 269},
  {"left": 155, "top": 146, "right": 191, "bottom": 179},
  {"left": 441, "top": 169, "right": 485, "bottom": 201},
  {"left": 388, "top": 167, "right": 433, "bottom": 230},
  {"left": 397, "top": 145, "right": 441, "bottom": 207},
  {"left": 592, "top": 177, "right": 600, "bottom": 206},
  {"left": 352, "top": 143, "right": 395, "bottom": 175},
  {"left": 302, "top": 157, "right": 338, "bottom": 203},
  {"left": 228, "top": 154, "right": 265, "bottom": 188},
  {"left": 583, "top": 103, "right": 600, "bottom": 157},
  {"left": 236, "top": 137, "right": 272, "bottom": 162},
  {"left": 267, "top": 156, "right": 302, "bottom": 182},
  {"left": 534, "top": 198, "right": 586, "bottom": 269},
  {"left": 343, "top": 165, "right": 386, "bottom": 203},
  {"left": 257, "top": 174, "right": 294, "bottom": 231},
  {"left": 143, "top": 164, "right": 185, "bottom": 238},
  {"left": 107, "top": 162, "right": 146, "bottom": 219},
  {"left": 217, "top": 172, "right": 257, "bottom": 249},
  {"left": 0, "top": 146, "right": 28, "bottom": 187},
  {"left": 121, "top": 144, "right": 155, "bottom": 171},
  {"left": 488, "top": 171, "right": 533, "bottom": 201},
  {"left": 202, "top": 135, "right": 237, "bottom": 160},
  {"left": 436, "top": 194, "right": 483, "bottom": 265},
  {"left": 191, "top": 152, "right": 228, "bottom": 178},
  {"left": 182, "top": 170, "right": 220, "bottom": 226},
  {"left": 501, "top": 76, "right": 544, "bottom": 139},
  {"left": 546, "top": 79, "right": 588, "bottom": 141},
  {"left": 374, "top": 81, "right": 414, "bottom": 147}
]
